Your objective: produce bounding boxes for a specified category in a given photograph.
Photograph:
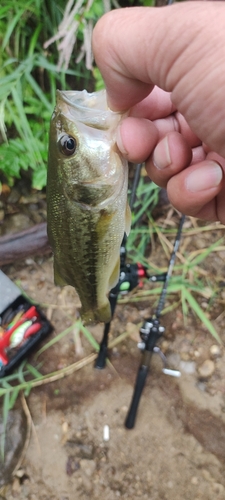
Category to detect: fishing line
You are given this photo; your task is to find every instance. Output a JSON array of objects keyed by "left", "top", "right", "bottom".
[{"left": 155, "top": 213, "right": 185, "bottom": 318}]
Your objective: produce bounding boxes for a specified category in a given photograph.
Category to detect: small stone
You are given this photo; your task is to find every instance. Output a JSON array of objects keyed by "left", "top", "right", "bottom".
[
  {"left": 196, "top": 381, "right": 206, "bottom": 392},
  {"left": 7, "top": 188, "right": 20, "bottom": 204},
  {"left": 80, "top": 459, "right": 96, "bottom": 476},
  {"left": 25, "top": 258, "right": 35, "bottom": 265},
  {"left": 198, "top": 359, "right": 215, "bottom": 379},
  {"left": 161, "top": 340, "right": 169, "bottom": 352},
  {"left": 213, "top": 483, "right": 224, "bottom": 494},
  {"left": 180, "top": 352, "right": 190, "bottom": 361},
  {"left": 191, "top": 476, "right": 198, "bottom": 485},
  {"left": 179, "top": 360, "right": 196, "bottom": 374},
  {"left": 3, "top": 213, "right": 32, "bottom": 234},
  {"left": 201, "top": 469, "right": 213, "bottom": 482},
  {"left": 210, "top": 344, "right": 221, "bottom": 359}
]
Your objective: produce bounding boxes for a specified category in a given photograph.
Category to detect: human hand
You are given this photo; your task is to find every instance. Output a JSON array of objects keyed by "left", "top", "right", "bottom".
[{"left": 92, "top": 2, "right": 225, "bottom": 223}]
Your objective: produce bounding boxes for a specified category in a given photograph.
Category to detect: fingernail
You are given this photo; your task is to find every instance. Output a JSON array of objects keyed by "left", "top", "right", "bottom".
[
  {"left": 186, "top": 162, "right": 223, "bottom": 192},
  {"left": 152, "top": 136, "right": 171, "bottom": 169}
]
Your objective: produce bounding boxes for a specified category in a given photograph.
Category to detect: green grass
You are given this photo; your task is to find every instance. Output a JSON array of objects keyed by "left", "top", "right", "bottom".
[
  {"left": 0, "top": 0, "right": 104, "bottom": 188},
  {"left": 127, "top": 177, "right": 160, "bottom": 264},
  {"left": 123, "top": 206, "right": 223, "bottom": 345}
]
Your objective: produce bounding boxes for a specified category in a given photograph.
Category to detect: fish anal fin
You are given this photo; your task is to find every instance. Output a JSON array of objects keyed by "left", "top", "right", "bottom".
[
  {"left": 125, "top": 202, "right": 131, "bottom": 236},
  {"left": 108, "top": 258, "right": 120, "bottom": 291},
  {"left": 54, "top": 261, "right": 68, "bottom": 287}
]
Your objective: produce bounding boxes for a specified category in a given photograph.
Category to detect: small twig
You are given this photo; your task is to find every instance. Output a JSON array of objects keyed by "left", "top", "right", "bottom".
[
  {"left": 12, "top": 393, "right": 38, "bottom": 474},
  {"left": 73, "top": 324, "right": 84, "bottom": 356}
]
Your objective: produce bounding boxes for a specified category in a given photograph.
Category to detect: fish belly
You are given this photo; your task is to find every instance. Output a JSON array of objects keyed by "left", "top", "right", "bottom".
[{"left": 49, "top": 197, "right": 125, "bottom": 324}]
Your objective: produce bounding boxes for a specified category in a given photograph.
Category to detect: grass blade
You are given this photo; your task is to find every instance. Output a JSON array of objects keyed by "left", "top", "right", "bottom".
[
  {"left": 79, "top": 323, "right": 100, "bottom": 351},
  {"left": 182, "top": 287, "right": 221, "bottom": 343}
]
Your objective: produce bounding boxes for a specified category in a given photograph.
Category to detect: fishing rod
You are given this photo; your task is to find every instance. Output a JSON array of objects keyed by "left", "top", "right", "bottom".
[{"left": 125, "top": 214, "right": 184, "bottom": 429}]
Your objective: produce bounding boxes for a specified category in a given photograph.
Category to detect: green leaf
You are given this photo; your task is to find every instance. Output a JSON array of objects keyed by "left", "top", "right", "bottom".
[
  {"left": 9, "top": 388, "right": 20, "bottom": 410},
  {"left": 79, "top": 323, "right": 100, "bottom": 351},
  {"left": 25, "top": 72, "right": 52, "bottom": 112},
  {"left": 36, "top": 322, "right": 79, "bottom": 357},
  {"left": 2, "top": 8, "right": 24, "bottom": 50},
  {"left": 26, "top": 363, "right": 43, "bottom": 379}
]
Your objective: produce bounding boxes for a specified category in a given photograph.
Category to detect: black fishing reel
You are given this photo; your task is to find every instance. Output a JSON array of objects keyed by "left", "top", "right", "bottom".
[
  {"left": 95, "top": 245, "right": 148, "bottom": 370},
  {"left": 125, "top": 314, "right": 181, "bottom": 429}
]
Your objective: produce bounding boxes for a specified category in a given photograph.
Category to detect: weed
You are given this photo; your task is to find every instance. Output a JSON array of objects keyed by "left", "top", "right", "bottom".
[{"left": 0, "top": 0, "right": 104, "bottom": 188}]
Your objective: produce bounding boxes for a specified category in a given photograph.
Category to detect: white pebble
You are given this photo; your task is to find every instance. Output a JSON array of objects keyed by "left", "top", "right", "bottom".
[
  {"left": 179, "top": 360, "right": 196, "bottom": 374},
  {"left": 103, "top": 424, "right": 110, "bottom": 441},
  {"left": 210, "top": 344, "right": 221, "bottom": 359}
]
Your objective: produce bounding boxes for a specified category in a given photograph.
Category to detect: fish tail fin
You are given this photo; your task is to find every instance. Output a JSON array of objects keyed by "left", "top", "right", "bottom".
[{"left": 81, "top": 301, "right": 111, "bottom": 325}]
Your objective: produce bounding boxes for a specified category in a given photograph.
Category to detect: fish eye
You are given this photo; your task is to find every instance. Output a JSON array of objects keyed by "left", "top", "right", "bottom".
[{"left": 59, "top": 135, "right": 77, "bottom": 156}]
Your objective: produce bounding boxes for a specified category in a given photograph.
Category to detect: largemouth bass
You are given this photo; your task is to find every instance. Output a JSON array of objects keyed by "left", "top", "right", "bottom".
[{"left": 47, "top": 89, "right": 130, "bottom": 323}]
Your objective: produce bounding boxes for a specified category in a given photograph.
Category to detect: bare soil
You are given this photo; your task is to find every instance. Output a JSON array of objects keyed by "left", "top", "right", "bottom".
[{"left": 0, "top": 190, "right": 225, "bottom": 499}]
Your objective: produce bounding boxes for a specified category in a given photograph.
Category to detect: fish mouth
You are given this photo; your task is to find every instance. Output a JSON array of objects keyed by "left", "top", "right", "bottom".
[{"left": 56, "top": 89, "right": 124, "bottom": 130}]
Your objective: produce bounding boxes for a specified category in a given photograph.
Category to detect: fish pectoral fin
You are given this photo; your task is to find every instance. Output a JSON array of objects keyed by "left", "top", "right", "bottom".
[
  {"left": 54, "top": 261, "right": 68, "bottom": 287},
  {"left": 108, "top": 258, "right": 120, "bottom": 291},
  {"left": 125, "top": 201, "right": 131, "bottom": 236},
  {"left": 81, "top": 301, "right": 111, "bottom": 325}
]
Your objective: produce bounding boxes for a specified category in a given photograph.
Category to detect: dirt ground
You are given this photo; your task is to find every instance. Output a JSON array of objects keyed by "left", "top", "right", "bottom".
[{"left": 1, "top": 190, "right": 225, "bottom": 499}]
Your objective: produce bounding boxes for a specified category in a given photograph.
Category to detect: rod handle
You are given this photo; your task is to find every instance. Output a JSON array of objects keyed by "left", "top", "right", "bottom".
[{"left": 125, "top": 365, "right": 148, "bottom": 429}]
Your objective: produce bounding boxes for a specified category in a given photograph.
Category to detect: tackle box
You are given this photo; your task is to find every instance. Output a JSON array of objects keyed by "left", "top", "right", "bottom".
[{"left": 0, "top": 271, "right": 53, "bottom": 378}]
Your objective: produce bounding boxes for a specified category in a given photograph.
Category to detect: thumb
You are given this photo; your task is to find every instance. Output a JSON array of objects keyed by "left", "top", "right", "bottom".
[{"left": 93, "top": 2, "right": 225, "bottom": 157}]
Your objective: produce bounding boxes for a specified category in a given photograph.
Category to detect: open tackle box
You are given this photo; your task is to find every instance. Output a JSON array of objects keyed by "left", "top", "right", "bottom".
[{"left": 0, "top": 271, "right": 53, "bottom": 378}]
